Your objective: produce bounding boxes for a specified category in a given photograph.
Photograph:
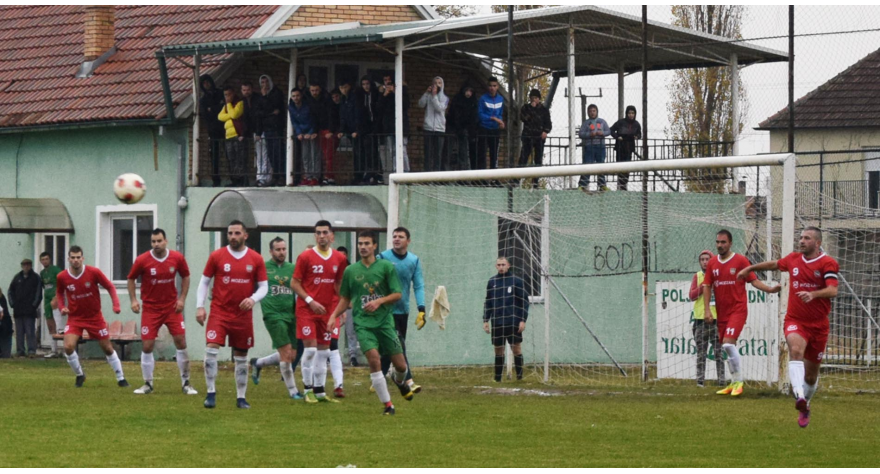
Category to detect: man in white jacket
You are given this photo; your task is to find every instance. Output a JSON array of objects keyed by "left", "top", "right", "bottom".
[{"left": 418, "top": 76, "right": 449, "bottom": 172}]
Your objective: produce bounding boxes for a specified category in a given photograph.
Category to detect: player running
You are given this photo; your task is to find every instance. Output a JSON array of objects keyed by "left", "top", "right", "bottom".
[
  {"left": 329, "top": 231, "right": 414, "bottom": 415},
  {"left": 39, "top": 252, "right": 63, "bottom": 358},
  {"left": 196, "top": 220, "right": 268, "bottom": 409},
  {"left": 249, "top": 237, "right": 303, "bottom": 400},
  {"left": 55, "top": 246, "right": 129, "bottom": 388},
  {"left": 702, "top": 229, "right": 780, "bottom": 396},
  {"left": 737, "top": 227, "right": 839, "bottom": 428},
  {"left": 290, "top": 220, "right": 347, "bottom": 403},
  {"left": 378, "top": 226, "right": 426, "bottom": 393},
  {"left": 127, "top": 228, "right": 197, "bottom": 395}
]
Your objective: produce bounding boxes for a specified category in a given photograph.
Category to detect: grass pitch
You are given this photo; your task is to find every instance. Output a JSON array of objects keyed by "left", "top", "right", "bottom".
[{"left": 0, "top": 359, "right": 878, "bottom": 467}]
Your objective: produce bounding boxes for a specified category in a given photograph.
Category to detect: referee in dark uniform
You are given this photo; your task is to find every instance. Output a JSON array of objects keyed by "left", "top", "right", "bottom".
[{"left": 483, "top": 257, "right": 529, "bottom": 382}]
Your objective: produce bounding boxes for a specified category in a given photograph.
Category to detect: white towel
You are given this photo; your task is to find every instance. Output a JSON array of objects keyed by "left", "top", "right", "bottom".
[{"left": 429, "top": 285, "right": 450, "bottom": 330}]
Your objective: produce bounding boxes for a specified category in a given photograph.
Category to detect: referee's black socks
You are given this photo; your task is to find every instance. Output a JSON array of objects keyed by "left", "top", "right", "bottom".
[
  {"left": 514, "top": 355, "right": 523, "bottom": 380},
  {"left": 494, "top": 355, "right": 504, "bottom": 382}
]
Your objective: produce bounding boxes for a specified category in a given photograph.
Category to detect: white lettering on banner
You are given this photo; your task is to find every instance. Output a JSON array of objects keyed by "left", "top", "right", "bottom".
[{"left": 656, "top": 281, "right": 779, "bottom": 383}]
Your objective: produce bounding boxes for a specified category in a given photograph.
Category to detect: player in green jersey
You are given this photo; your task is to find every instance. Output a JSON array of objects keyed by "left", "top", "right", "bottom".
[
  {"left": 328, "top": 231, "right": 414, "bottom": 415},
  {"left": 250, "top": 238, "right": 302, "bottom": 399},
  {"left": 39, "top": 252, "right": 63, "bottom": 358}
]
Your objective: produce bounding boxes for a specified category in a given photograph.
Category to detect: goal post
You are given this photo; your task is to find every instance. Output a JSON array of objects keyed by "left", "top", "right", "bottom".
[{"left": 388, "top": 154, "right": 807, "bottom": 388}]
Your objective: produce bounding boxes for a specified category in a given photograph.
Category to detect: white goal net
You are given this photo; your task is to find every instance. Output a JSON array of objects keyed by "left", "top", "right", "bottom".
[{"left": 390, "top": 154, "right": 880, "bottom": 392}]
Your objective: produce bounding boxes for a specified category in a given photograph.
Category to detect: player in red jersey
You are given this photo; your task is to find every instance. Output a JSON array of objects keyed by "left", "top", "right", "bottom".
[
  {"left": 196, "top": 220, "right": 268, "bottom": 409},
  {"left": 126, "top": 228, "right": 196, "bottom": 396},
  {"left": 55, "top": 246, "right": 129, "bottom": 388},
  {"left": 702, "top": 229, "right": 780, "bottom": 396},
  {"left": 738, "top": 227, "right": 839, "bottom": 428},
  {"left": 291, "top": 220, "right": 347, "bottom": 403}
]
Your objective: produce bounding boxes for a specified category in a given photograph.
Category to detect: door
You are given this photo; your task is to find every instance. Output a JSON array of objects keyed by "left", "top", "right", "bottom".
[
  {"left": 866, "top": 150, "right": 880, "bottom": 210},
  {"left": 36, "top": 233, "right": 68, "bottom": 347}
]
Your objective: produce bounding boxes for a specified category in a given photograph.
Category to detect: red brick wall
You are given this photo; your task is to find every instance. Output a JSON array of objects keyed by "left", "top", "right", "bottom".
[{"left": 279, "top": 5, "right": 422, "bottom": 29}]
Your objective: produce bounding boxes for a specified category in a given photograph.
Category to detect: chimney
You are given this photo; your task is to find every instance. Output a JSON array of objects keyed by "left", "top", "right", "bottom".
[{"left": 84, "top": 6, "right": 115, "bottom": 61}]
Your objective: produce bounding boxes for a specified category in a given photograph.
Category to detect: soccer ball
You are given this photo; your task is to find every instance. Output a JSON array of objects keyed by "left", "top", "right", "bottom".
[{"left": 114, "top": 173, "right": 146, "bottom": 204}]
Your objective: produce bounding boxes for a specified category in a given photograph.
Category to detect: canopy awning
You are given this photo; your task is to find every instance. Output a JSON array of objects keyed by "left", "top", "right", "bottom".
[
  {"left": 201, "top": 190, "right": 387, "bottom": 232},
  {"left": 0, "top": 198, "right": 74, "bottom": 233},
  {"left": 159, "top": 5, "right": 787, "bottom": 75}
]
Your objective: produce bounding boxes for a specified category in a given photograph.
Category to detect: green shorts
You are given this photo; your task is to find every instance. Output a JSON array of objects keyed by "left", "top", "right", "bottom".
[
  {"left": 263, "top": 315, "right": 297, "bottom": 350},
  {"left": 355, "top": 323, "right": 402, "bottom": 357},
  {"left": 43, "top": 298, "right": 56, "bottom": 319}
]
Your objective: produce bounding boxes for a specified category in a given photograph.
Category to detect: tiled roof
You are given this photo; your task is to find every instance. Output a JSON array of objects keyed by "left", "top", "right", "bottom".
[
  {"left": 757, "top": 47, "right": 880, "bottom": 130},
  {"left": 0, "top": 5, "right": 279, "bottom": 128}
]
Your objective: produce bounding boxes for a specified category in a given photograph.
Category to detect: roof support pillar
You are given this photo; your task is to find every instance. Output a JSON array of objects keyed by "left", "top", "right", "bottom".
[
  {"left": 286, "top": 48, "right": 298, "bottom": 186},
  {"left": 395, "top": 37, "right": 405, "bottom": 176},
  {"left": 567, "top": 25, "right": 576, "bottom": 185},
  {"left": 730, "top": 53, "right": 739, "bottom": 156},
  {"left": 618, "top": 63, "right": 625, "bottom": 120},
  {"left": 191, "top": 54, "right": 200, "bottom": 186}
]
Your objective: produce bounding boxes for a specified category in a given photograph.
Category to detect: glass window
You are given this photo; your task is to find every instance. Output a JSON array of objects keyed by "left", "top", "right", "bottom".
[{"left": 111, "top": 214, "right": 154, "bottom": 281}]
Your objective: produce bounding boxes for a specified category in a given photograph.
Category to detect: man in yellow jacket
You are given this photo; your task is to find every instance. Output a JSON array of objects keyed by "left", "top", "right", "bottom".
[
  {"left": 689, "top": 250, "right": 725, "bottom": 387},
  {"left": 219, "top": 86, "right": 248, "bottom": 186}
]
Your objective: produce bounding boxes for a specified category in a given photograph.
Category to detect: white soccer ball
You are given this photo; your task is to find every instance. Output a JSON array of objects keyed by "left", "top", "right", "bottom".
[{"left": 114, "top": 173, "right": 146, "bottom": 204}]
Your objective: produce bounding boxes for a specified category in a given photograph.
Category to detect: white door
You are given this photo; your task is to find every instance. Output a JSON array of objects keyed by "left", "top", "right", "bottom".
[
  {"left": 35, "top": 233, "right": 68, "bottom": 346},
  {"left": 865, "top": 150, "right": 880, "bottom": 211}
]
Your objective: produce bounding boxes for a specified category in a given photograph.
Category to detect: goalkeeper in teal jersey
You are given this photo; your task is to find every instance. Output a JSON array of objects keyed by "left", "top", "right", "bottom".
[
  {"left": 378, "top": 226, "right": 425, "bottom": 392},
  {"left": 328, "top": 231, "right": 413, "bottom": 416},
  {"left": 250, "top": 238, "right": 302, "bottom": 400}
]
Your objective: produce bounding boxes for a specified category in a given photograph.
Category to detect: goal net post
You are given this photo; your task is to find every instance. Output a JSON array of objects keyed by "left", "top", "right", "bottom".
[{"left": 388, "top": 154, "right": 806, "bottom": 388}]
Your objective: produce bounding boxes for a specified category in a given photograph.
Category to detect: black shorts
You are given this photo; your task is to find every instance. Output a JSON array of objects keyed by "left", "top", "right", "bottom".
[{"left": 491, "top": 323, "right": 523, "bottom": 347}]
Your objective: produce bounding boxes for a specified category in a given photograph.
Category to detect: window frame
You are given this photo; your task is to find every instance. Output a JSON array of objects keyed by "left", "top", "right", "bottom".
[{"left": 95, "top": 203, "right": 158, "bottom": 289}]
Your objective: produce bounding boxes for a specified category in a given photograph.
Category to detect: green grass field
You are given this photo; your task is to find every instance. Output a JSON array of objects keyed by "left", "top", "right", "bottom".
[{"left": 1, "top": 359, "right": 878, "bottom": 467}]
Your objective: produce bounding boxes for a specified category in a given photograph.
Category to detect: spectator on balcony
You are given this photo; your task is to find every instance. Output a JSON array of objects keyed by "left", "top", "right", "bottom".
[
  {"left": 338, "top": 82, "right": 361, "bottom": 184},
  {"left": 419, "top": 76, "right": 449, "bottom": 172},
  {"left": 199, "top": 74, "right": 226, "bottom": 186},
  {"left": 355, "top": 75, "right": 381, "bottom": 185},
  {"left": 578, "top": 104, "right": 611, "bottom": 191},
  {"left": 448, "top": 85, "right": 478, "bottom": 171},
  {"left": 241, "top": 81, "right": 264, "bottom": 186},
  {"left": 328, "top": 88, "right": 343, "bottom": 183},
  {"left": 377, "top": 74, "right": 411, "bottom": 175},
  {"left": 519, "top": 89, "right": 552, "bottom": 169},
  {"left": 259, "top": 74, "right": 286, "bottom": 186},
  {"left": 309, "top": 83, "right": 336, "bottom": 185},
  {"left": 478, "top": 77, "right": 505, "bottom": 169},
  {"left": 294, "top": 73, "right": 308, "bottom": 93},
  {"left": 610, "top": 105, "right": 642, "bottom": 191},
  {"left": 288, "top": 89, "right": 320, "bottom": 186},
  {"left": 218, "top": 86, "right": 248, "bottom": 187}
]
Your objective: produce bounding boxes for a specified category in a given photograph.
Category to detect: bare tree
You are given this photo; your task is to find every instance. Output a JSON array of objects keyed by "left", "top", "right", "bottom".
[
  {"left": 667, "top": 5, "right": 747, "bottom": 192},
  {"left": 434, "top": 5, "right": 477, "bottom": 18}
]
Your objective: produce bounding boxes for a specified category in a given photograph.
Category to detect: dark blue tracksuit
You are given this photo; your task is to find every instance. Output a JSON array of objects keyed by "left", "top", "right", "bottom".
[{"left": 483, "top": 272, "right": 529, "bottom": 346}]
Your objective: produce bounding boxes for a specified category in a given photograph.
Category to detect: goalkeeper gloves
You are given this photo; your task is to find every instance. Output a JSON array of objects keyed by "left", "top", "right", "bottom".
[{"left": 415, "top": 306, "right": 426, "bottom": 330}]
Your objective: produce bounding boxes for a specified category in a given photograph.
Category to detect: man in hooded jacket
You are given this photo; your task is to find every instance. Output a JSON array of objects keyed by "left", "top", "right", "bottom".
[
  {"left": 200, "top": 75, "right": 227, "bottom": 186},
  {"left": 418, "top": 76, "right": 449, "bottom": 172},
  {"left": 609, "top": 105, "right": 642, "bottom": 190}
]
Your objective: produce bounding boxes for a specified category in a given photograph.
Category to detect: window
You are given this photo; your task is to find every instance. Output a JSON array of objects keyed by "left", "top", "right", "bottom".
[
  {"left": 96, "top": 204, "right": 158, "bottom": 285},
  {"left": 38, "top": 233, "right": 68, "bottom": 269},
  {"left": 304, "top": 60, "right": 395, "bottom": 91},
  {"left": 498, "top": 215, "right": 545, "bottom": 301}
]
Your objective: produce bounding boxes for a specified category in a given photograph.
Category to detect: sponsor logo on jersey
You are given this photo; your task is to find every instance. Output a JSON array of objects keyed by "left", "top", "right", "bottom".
[
  {"left": 793, "top": 281, "right": 799, "bottom": 289},
  {"left": 230, "top": 278, "right": 250, "bottom": 284},
  {"left": 246, "top": 265, "right": 253, "bottom": 273},
  {"left": 222, "top": 276, "right": 230, "bottom": 284},
  {"left": 207, "top": 330, "right": 217, "bottom": 339},
  {"left": 314, "top": 277, "right": 321, "bottom": 285}
]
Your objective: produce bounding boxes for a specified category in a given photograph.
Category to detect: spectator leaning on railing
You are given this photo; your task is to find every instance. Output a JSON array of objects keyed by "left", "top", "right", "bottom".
[
  {"left": 240, "top": 81, "right": 265, "bottom": 186},
  {"left": 355, "top": 75, "right": 381, "bottom": 185},
  {"left": 418, "top": 76, "right": 449, "bottom": 172},
  {"left": 218, "top": 86, "right": 248, "bottom": 187},
  {"left": 288, "top": 89, "right": 320, "bottom": 186},
  {"left": 578, "top": 103, "right": 611, "bottom": 191},
  {"left": 258, "top": 74, "right": 286, "bottom": 186},
  {"left": 309, "top": 83, "right": 336, "bottom": 185},
  {"left": 519, "top": 88, "right": 552, "bottom": 169},
  {"left": 338, "top": 82, "right": 361, "bottom": 183}
]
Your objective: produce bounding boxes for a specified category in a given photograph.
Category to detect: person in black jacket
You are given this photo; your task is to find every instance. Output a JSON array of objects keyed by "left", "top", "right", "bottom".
[
  {"left": 240, "top": 81, "right": 262, "bottom": 186},
  {"left": 376, "top": 74, "right": 410, "bottom": 174},
  {"left": 610, "top": 105, "right": 642, "bottom": 190},
  {"left": 519, "top": 88, "right": 552, "bottom": 168},
  {"left": 448, "top": 85, "right": 478, "bottom": 170},
  {"left": 8, "top": 258, "right": 43, "bottom": 357},
  {"left": 309, "top": 83, "right": 337, "bottom": 185},
  {"left": 199, "top": 74, "right": 227, "bottom": 186},
  {"left": 355, "top": 75, "right": 381, "bottom": 184},
  {"left": 482, "top": 257, "right": 529, "bottom": 382},
  {"left": 0, "top": 286, "right": 13, "bottom": 358},
  {"left": 258, "top": 74, "right": 286, "bottom": 186}
]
